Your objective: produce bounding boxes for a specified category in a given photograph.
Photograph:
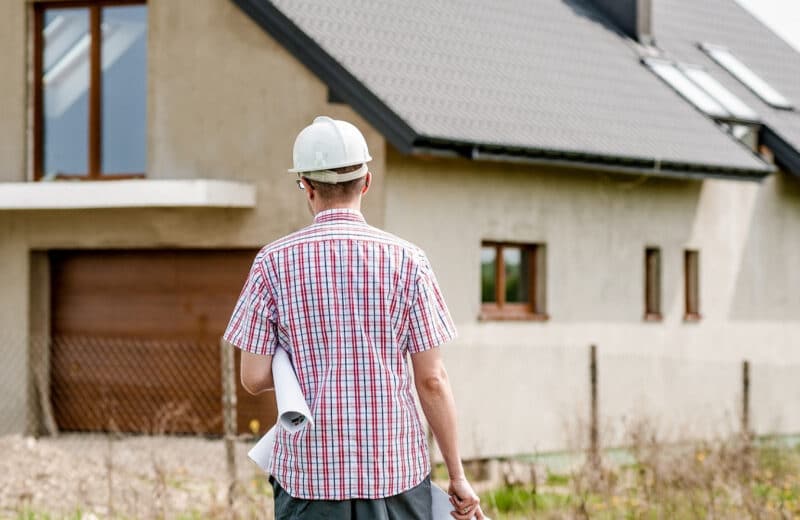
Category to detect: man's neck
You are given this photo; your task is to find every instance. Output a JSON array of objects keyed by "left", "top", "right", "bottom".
[{"left": 313, "top": 200, "right": 361, "bottom": 215}]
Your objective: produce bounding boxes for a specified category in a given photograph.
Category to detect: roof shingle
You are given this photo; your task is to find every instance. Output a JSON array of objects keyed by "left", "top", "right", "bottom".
[{"left": 240, "top": 0, "right": 774, "bottom": 176}]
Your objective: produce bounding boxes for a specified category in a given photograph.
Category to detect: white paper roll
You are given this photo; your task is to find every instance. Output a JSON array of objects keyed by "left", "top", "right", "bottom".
[
  {"left": 247, "top": 425, "right": 277, "bottom": 470},
  {"left": 272, "top": 348, "right": 313, "bottom": 432}
]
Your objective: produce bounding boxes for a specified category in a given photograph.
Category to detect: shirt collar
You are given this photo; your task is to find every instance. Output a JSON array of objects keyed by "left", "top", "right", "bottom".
[{"left": 313, "top": 208, "right": 366, "bottom": 224}]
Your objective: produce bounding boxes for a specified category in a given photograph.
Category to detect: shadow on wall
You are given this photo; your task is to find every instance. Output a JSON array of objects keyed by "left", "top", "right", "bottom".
[{"left": 730, "top": 171, "right": 800, "bottom": 321}]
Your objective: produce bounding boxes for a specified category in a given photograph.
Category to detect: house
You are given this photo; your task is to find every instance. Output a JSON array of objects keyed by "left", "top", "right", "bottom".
[{"left": 0, "top": 0, "right": 798, "bottom": 459}]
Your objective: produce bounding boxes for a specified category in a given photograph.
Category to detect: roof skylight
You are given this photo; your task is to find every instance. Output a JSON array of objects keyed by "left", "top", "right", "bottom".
[
  {"left": 678, "top": 64, "right": 759, "bottom": 122},
  {"left": 644, "top": 58, "right": 729, "bottom": 119},
  {"left": 699, "top": 43, "right": 793, "bottom": 110}
]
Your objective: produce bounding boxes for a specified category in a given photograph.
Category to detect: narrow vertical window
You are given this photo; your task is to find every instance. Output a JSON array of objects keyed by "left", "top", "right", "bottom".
[
  {"left": 684, "top": 250, "right": 701, "bottom": 320},
  {"left": 34, "top": 1, "right": 148, "bottom": 181},
  {"left": 480, "top": 242, "right": 547, "bottom": 320},
  {"left": 644, "top": 247, "right": 661, "bottom": 320},
  {"left": 532, "top": 244, "right": 547, "bottom": 316}
]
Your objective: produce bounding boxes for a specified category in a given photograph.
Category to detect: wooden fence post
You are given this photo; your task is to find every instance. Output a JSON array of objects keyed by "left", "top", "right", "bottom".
[
  {"left": 741, "top": 360, "right": 750, "bottom": 439},
  {"left": 589, "top": 344, "right": 600, "bottom": 469},
  {"left": 220, "top": 338, "right": 238, "bottom": 510}
]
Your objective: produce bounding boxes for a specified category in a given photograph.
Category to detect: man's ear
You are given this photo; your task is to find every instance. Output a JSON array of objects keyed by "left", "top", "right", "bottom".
[
  {"left": 362, "top": 172, "right": 372, "bottom": 194},
  {"left": 302, "top": 178, "right": 316, "bottom": 200}
]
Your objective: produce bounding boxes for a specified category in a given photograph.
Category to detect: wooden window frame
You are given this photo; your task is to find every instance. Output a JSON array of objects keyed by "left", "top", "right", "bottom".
[
  {"left": 644, "top": 247, "right": 662, "bottom": 321},
  {"left": 684, "top": 249, "right": 702, "bottom": 321},
  {"left": 479, "top": 241, "right": 548, "bottom": 321},
  {"left": 33, "top": 0, "right": 147, "bottom": 181}
]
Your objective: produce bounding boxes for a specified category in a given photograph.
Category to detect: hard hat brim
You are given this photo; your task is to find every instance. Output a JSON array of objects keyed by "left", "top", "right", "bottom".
[{"left": 288, "top": 155, "right": 373, "bottom": 174}]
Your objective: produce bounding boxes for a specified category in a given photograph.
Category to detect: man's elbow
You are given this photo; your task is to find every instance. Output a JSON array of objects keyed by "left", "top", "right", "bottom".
[
  {"left": 241, "top": 372, "right": 274, "bottom": 395},
  {"left": 417, "top": 368, "right": 449, "bottom": 398}
]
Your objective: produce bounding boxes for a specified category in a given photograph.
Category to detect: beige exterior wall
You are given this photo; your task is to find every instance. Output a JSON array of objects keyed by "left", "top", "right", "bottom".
[
  {"left": 0, "top": 0, "right": 387, "bottom": 434},
  {"left": 0, "top": 1, "right": 26, "bottom": 182},
  {"left": 0, "top": 0, "right": 798, "bottom": 462},
  {"left": 146, "top": 0, "right": 387, "bottom": 232},
  {"left": 384, "top": 150, "right": 800, "bottom": 457}
]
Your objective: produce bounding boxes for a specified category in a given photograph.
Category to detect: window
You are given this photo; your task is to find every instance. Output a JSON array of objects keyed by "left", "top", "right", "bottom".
[
  {"left": 699, "top": 43, "right": 793, "bottom": 110},
  {"left": 684, "top": 250, "right": 701, "bottom": 320},
  {"left": 645, "top": 58, "right": 728, "bottom": 118},
  {"left": 34, "top": 1, "right": 148, "bottom": 180},
  {"left": 679, "top": 64, "right": 759, "bottom": 122},
  {"left": 480, "top": 242, "right": 546, "bottom": 320},
  {"left": 643, "top": 58, "right": 759, "bottom": 122},
  {"left": 644, "top": 247, "right": 661, "bottom": 320}
]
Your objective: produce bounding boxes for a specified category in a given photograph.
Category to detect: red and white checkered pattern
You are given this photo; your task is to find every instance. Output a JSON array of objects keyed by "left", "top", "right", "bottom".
[{"left": 224, "top": 208, "right": 456, "bottom": 500}]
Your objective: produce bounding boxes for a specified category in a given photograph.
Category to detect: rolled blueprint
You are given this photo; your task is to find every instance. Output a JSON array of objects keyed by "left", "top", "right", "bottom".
[{"left": 272, "top": 348, "right": 313, "bottom": 432}]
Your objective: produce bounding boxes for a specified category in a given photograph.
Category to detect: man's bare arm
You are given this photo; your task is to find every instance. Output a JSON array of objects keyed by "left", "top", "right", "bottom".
[
  {"left": 411, "top": 348, "right": 484, "bottom": 520},
  {"left": 240, "top": 350, "right": 274, "bottom": 394}
]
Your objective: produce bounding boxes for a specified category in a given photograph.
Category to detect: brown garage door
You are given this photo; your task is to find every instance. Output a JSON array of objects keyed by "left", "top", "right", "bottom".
[{"left": 50, "top": 250, "right": 277, "bottom": 435}]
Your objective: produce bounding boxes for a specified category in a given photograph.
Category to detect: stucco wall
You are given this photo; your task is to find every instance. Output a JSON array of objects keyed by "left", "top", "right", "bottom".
[
  {"left": 384, "top": 150, "right": 800, "bottom": 457},
  {"left": 147, "top": 0, "right": 387, "bottom": 233},
  {"left": 0, "top": 1, "right": 26, "bottom": 182},
  {"left": 1, "top": 0, "right": 798, "bottom": 461},
  {"left": 0, "top": 220, "right": 30, "bottom": 434},
  {"left": 0, "top": 0, "right": 387, "bottom": 435}
]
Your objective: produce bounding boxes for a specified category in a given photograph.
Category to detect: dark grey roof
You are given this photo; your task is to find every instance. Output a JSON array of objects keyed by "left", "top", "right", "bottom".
[
  {"left": 234, "top": 0, "right": 772, "bottom": 178},
  {"left": 653, "top": 0, "right": 800, "bottom": 176}
]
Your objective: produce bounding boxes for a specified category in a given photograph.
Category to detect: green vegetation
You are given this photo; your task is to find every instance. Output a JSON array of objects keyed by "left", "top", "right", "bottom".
[{"left": 478, "top": 436, "right": 800, "bottom": 519}]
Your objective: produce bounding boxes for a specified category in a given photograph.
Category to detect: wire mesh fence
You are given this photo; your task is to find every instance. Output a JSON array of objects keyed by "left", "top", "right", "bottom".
[
  {"left": 25, "top": 334, "right": 277, "bottom": 438},
  {"left": 3, "top": 332, "right": 277, "bottom": 519}
]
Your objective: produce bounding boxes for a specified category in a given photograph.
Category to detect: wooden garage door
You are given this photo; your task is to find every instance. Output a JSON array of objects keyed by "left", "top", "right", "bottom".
[{"left": 50, "top": 250, "right": 277, "bottom": 435}]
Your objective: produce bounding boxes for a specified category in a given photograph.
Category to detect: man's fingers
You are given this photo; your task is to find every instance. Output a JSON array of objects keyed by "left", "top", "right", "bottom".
[{"left": 449, "top": 500, "right": 482, "bottom": 520}]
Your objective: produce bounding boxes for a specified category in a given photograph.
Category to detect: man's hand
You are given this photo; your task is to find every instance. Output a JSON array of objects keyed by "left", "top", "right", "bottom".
[{"left": 448, "top": 477, "right": 484, "bottom": 519}]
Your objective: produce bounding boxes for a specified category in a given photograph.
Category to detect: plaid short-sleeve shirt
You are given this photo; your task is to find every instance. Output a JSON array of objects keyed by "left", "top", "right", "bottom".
[{"left": 224, "top": 208, "right": 457, "bottom": 500}]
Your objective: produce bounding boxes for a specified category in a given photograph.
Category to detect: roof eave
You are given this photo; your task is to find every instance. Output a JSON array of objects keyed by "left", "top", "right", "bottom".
[
  {"left": 412, "top": 138, "right": 775, "bottom": 181},
  {"left": 231, "top": 0, "right": 418, "bottom": 153}
]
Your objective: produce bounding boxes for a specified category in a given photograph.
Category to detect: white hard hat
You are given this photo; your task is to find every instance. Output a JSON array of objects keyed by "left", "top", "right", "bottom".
[{"left": 288, "top": 116, "right": 372, "bottom": 183}]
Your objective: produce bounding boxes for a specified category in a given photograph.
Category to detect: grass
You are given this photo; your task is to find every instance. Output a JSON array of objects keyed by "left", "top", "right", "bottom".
[
  {"left": 7, "top": 430, "right": 800, "bottom": 519},
  {"left": 477, "top": 435, "right": 800, "bottom": 519}
]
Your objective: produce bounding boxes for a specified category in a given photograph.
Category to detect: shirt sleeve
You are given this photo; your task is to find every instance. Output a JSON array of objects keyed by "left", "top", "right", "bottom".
[
  {"left": 406, "top": 252, "right": 457, "bottom": 354},
  {"left": 223, "top": 255, "right": 279, "bottom": 356}
]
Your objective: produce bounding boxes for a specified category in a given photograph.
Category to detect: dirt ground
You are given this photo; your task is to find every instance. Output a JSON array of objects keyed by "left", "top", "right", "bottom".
[{"left": 0, "top": 433, "right": 275, "bottom": 519}]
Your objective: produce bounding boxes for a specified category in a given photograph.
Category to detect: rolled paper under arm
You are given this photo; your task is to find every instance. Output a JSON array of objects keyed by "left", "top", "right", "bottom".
[{"left": 272, "top": 348, "right": 313, "bottom": 432}]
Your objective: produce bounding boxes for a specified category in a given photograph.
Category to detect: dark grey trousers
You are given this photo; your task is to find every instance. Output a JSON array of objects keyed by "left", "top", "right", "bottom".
[{"left": 270, "top": 475, "right": 433, "bottom": 519}]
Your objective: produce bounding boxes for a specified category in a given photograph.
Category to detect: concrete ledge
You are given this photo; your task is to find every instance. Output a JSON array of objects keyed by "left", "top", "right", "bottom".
[{"left": 0, "top": 179, "right": 257, "bottom": 210}]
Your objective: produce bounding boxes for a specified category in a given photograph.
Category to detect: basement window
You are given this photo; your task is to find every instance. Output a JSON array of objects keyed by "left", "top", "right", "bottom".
[
  {"left": 643, "top": 58, "right": 759, "bottom": 123},
  {"left": 699, "top": 43, "right": 793, "bottom": 110},
  {"left": 480, "top": 242, "right": 547, "bottom": 321}
]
